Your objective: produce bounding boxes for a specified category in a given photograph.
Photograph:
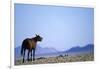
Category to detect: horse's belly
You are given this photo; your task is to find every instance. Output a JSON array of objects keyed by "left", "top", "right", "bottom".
[{"left": 32, "top": 44, "right": 36, "bottom": 49}]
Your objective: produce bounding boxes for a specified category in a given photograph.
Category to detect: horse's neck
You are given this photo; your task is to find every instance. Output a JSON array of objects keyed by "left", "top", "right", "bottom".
[{"left": 32, "top": 38, "right": 37, "bottom": 43}]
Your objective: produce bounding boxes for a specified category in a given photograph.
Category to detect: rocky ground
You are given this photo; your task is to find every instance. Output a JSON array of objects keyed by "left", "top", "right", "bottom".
[{"left": 15, "top": 53, "right": 94, "bottom": 65}]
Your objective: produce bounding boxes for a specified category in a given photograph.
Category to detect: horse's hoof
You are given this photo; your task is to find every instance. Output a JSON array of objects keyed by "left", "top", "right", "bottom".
[
  {"left": 30, "top": 59, "right": 32, "bottom": 61},
  {"left": 27, "top": 59, "right": 30, "bottom": 61},
  {"left": 22, "top": 61, "right": 24, "bottom": 63},
  {"left": 33, "top": 59, "right": 35, "bottom": 61},
  {"left": 22, "top": 60, "right": 25, "bottom": 63}
]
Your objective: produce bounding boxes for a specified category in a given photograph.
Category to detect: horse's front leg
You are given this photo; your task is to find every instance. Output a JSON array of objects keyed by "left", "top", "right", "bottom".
[
  {"left": 30, "top": 50, "right": 32, "bottom": 61},
  {"left": 33, "top": 48, "right": 35, "bottom": 61}
]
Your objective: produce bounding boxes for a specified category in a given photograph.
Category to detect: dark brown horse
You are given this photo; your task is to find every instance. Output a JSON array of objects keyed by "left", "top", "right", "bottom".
[{"left": 21, "top": 34, "right": 43, "bottom": 63}]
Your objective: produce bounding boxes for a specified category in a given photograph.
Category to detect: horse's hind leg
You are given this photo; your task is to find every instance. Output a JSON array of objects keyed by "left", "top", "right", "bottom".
[
  {"left": 23, "top": 49, "right": 25, "bottom": 63},
  {"left": 27, "top": 50, "right": 30, "bottom": 61}
]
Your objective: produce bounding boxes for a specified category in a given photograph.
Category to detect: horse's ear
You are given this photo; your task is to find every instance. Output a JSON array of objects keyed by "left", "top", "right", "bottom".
[{"left": 35, "top": 34, "right": 38, "bottom": 36}]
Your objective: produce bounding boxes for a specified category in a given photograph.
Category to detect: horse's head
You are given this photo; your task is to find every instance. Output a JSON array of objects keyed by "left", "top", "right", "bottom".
[{"left": 34, "top": 34, "right": 43, "bottom": 42}]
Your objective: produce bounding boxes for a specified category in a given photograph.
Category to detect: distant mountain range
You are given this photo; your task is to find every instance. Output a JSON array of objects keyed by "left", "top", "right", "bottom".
[
  {"left": 15, "top": 44, "right": 94, "bottom": 59},
  {"left": 66, "top": 44, "right": 94, "bottom": 53},
  {"left": 35, "top": 45, "right": 58, "bottom": 55}
]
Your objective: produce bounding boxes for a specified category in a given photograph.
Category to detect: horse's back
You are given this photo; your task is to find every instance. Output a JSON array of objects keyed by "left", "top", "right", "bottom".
[{"left": 22, "top": 38, "right": 36, "bottom": 49}]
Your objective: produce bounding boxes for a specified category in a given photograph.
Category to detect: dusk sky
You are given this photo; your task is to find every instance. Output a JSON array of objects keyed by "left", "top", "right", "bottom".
[{"left": 15, "top": 4, "right": 94, "bottom": 51}]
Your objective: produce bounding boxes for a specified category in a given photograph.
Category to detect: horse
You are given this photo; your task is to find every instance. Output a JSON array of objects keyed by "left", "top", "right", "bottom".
[{"left": 21, "top": 34, "right": 43, "bottom": 63}]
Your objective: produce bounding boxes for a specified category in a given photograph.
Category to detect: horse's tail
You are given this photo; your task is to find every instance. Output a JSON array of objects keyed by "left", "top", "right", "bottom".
[{"left": 21, "top": 45, "right": 24, "bottom": 56}]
